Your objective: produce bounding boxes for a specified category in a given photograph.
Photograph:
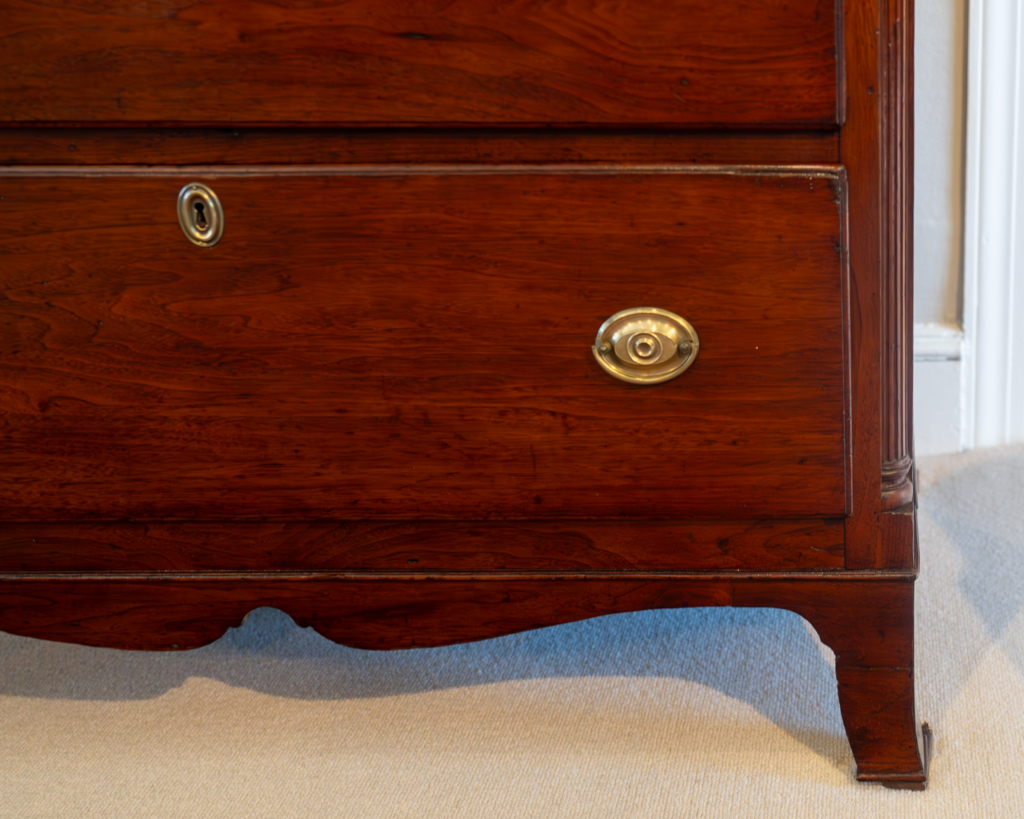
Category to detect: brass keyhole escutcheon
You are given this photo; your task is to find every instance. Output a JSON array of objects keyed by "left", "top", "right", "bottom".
[
  {"left": 177, "top": 183, "right": 224, "bottom": 247},
  {"left": 593, "top": 307, "right": 699, "bottom": 385}
]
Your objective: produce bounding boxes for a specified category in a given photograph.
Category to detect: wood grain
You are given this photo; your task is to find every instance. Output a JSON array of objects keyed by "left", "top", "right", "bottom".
[
  {"left": 0, "top": 129, "right": 841, "bottom": 168},
  {"left": 879, "top": 502, "right": 917, "bottom": 569},
  {"left": 841, "top": 0, "right": 885, "bottom": 567},
  {"left": 880, "top": 0, "right": 915, "bottom": 513},
  {"left": 836, "top": 667, "right": 927, "bottom": 786},
  {"left": 0, "top": 0, "right": 924, "bottom": 790},
  {"left": 0, "top": 0, "right": 841, "bottom": 126},
  {"left": 0, "top": 573, "right": 927, "bottom": 785},
  {"left": 0, "top": 167, "right": 848, "bottom": 520},
  {"left": 843, "top": 0, "right": 916, "bottom": 566},
  {"left": 0, "top": 575, "right": 731, "bottom": 650},
  {"left": 0, "top": 519, "right": 846, "bottom": 573},
  {"left": 0, "top": 574, "right": 907, "bottom": 652}
]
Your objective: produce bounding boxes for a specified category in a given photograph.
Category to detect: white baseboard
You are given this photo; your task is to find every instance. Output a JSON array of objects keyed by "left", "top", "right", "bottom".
[{"left": 913, "top": 323, "right": 965, "bottom": 457}]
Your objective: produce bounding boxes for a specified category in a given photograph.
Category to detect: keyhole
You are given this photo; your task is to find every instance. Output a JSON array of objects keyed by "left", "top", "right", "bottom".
[{"left": 193, "top": 200, "right": 208, "bottom": 230}]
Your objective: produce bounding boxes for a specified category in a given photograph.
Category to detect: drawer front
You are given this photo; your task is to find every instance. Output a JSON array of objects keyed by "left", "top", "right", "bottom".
[
  {"left": 0, "top": 166, "right": 847, "bottom": 520},
  {"left": 1, "top": 1, "right": 841, "bottom": 127}
]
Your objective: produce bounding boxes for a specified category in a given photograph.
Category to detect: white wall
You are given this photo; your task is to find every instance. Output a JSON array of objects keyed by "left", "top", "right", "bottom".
[
  {"left": 916, "top": 0, "right": 1024, "bottom": 455},
  {"left": 914, "top": 0, "right": 968, "bottom": 456},
  {"left": 915, "top": 0, "right": 967, "bottom": 326}
]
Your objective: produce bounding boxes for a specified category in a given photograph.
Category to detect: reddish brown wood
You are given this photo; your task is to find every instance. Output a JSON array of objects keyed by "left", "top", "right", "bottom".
[
  {"left": 0, "top": 0, "right": 923, "bottom": 789},
  {"left": 0, "top": 129, "right": 841, "bottom": 168},
  {"left": 880, "top": 503, "right": 917, "bottom": 566},
  {"left": 837, "top": 0, "right": 917, "bottom": 565},
  {"left": 843, "top": 0, "right": 916, "bottom": 565},
  {"left": 736, "top": 577, "right": 929, "bottom": 789},
  {"left": 0, "top": 0, "right": 841, "bottom": 127},
  {"left": 0, "top": 575, "right": 730, "bottom": 650},
  {"left": 0, "top": 575, "right": 907, "bottom": 655},
  {"left": 0, "top": 519, "right": 845, "bottom": 573},
  {"left": 836, "top": 668, "right": 928, "bottom": 787},
  {"left": 0, "top": 167, "right": 848, "bottom": 521},
  {"left": 882, "top": 456, "right": 914, "bottom": 511},
  {"left": 0, "top": 573, "right": 929, "bottom": 786},
  {"left": 841, "top": 0, "right": 884, "bottom": 568},
  {"left": 741, "top": 574, "right": 926, "bottom": 776},
  {"left": 880, "top": 0, "right": 916, "bottom": 515},
  {"left": 734, "top": 578, "right": 914, "bottom": 667}
]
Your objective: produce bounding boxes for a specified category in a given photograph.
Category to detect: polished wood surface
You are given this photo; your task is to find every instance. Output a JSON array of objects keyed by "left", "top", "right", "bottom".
[
  {"left": 841, "top": 0, "right": 885, "bottom": 569},
  {"left": 0, "top": 573, "right": 928, "bottom": 786},
  {"left": 0, "top": 519, "right": 845, "bottom": 573},
  {"left": 1, "top": 0, "right": 840, "bottom": 126},
  {"left": 0, "top": 0, "right": 926, "bottom": 790},
  {"left": 880, "top": 0, "right": 916, "bottom": 514},
  {"left": 0, "top": 129, "right": 841, "bottom": 168},
  {"left": 0, "top": 168, "right": 848, "bottom": 520},
  {"left": 0, "top": 573, "right": 905, "bottom": 653},
  {"left": 843, "top": 0, "right": 916, "bottom": 566}
]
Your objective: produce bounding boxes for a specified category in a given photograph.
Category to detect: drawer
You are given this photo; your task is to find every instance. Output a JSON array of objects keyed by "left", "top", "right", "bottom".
[
  {"left": 0, "top": 166, "right": 848, "bottom": 521},
  {"left": 1, "top": 0, "right": 841, "bottom": 127}
]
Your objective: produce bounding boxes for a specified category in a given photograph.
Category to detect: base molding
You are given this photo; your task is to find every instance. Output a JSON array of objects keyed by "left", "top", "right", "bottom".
[{"left": 0, "top": 572, "right": 929, "bottom": 787}]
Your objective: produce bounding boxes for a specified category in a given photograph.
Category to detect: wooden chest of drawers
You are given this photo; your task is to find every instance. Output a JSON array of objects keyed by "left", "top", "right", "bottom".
[{"left": 0, "top": 0, "right": 928, "bottom": 788}]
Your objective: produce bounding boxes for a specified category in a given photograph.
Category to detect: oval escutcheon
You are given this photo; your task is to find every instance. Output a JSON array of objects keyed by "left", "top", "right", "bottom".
[{"left": 177, "top": 182, "right": 224, "bottom": 247}]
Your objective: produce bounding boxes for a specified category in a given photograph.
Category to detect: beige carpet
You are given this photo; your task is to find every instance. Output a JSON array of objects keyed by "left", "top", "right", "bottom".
[{"left": 3, "top": 445, "right": 1024, "bottom": 817}]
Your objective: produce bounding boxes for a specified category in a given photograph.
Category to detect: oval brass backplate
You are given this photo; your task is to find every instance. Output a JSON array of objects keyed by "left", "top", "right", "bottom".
[
  {"left": 592, "top": 307, "right": 699, "bottom": 384},
  {"left": 177, "top": 182, "right": 224, "bottom": 247}
]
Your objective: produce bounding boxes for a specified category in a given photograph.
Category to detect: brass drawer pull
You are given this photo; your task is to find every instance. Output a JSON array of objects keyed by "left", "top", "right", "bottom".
[
  {"left": 592, "top": 307, "right": 699, "bottom": 384},
  {"left": 177, "top": 182, "right": 224, "bottom": 247}
]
